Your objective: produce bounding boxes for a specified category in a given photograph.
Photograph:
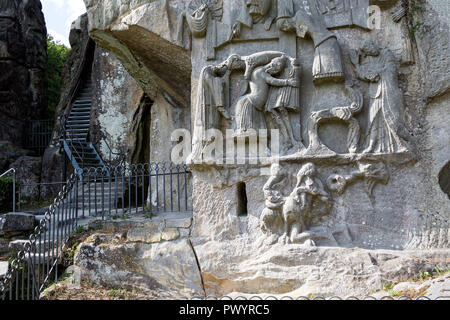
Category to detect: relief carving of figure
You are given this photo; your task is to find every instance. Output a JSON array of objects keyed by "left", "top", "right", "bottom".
[
  {"left": 260, "top": 163, "right": 288, "bottom": 244},
  {"left": 231, "top": 0, "right": 275, "bottom": 40},
  {"left": 282, "top": 163, "right": 332, "bottom": 243},
  {"left": 277, "top": 3, "right": 344, "bottom": 83},
  {"left": 265, "top": 58, "right": 305, "bottom": 153},
  {"left": 351, "top": 40, "right": 412, "bottom": 154},
  {"left": 188, "top": 63, "right": 231, "bottom": 163},
  {"left": 233, "top": 54, "right": 299, "bottom": 137}
]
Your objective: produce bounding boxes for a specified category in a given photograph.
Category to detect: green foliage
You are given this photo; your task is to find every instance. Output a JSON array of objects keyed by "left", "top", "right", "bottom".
[
  {"left": 74, "top": 225, "right": 86, "bottom": 234},
  {"left": 409, "top": 21, "right": 423, "bottom": 37},
  {"left": 0, "top": 177, "right": 14, "bottom": 213},
  {"left": 46, "top": 35, "right": 70, "bottom": 117},
  {"left": 7, "top": 249, "right": 19, "bottom": 264},
  {"left": 383, "top": 282, "right": 394, "bottom": 291}
]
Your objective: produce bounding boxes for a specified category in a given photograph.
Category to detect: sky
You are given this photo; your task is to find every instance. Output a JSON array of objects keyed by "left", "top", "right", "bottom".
[{"left": 41, "top": 0, "right": 87, "bottom": 47}]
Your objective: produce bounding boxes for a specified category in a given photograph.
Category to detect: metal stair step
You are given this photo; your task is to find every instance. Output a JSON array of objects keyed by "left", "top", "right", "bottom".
[
  {"left": 74, "top": 99, "right": 91, "bottom": 103},
  {"left": 72, "top": 101, "right": 91, "bottom": 105}
]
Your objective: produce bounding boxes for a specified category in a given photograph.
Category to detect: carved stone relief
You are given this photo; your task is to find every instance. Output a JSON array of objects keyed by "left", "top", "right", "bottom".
[
  {"left": 183, "top": 0, "right": 418, "bottom": 247},
  {"left": 260, "top": 163, "right": 334, "bottom": 245},
  {"left": 351, "top": 40, "right": 412, "bottom": 155}
]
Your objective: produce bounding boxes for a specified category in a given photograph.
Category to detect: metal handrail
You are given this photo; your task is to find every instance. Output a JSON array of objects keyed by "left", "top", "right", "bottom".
[
  {"left": 104, "top": 139, "right": 127, "bottom": 167},
  {"left": 0, "top": 168, "right": 17, "bottom": 212},
  {"left": 0, "top": 161, "right": 192, "bottom": 300},
  {"left": 65, "top": 38, "right": 93, "bottom": 118}
]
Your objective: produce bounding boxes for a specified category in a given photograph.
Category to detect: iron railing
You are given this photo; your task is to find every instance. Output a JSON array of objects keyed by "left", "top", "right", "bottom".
[
  {"left": 0, "top": 162, "right": 192, "bottom": 300},
  {"left": 77, "top": 162, "right": 191, "bottom": 219},
  {"left": 24, "top": 120, "right": 54, "bottom": 156},
  {"left": 104, "top": 139, "right": 127, "bottom": 167},
  {"left": 191, "top": 295, "right": 449, "bottom": 300},
  {"left": 0, "top": 168, "right": 17, "bottom": 213}
]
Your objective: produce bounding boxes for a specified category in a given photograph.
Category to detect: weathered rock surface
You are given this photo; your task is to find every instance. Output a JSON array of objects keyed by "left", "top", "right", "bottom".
[
  {"left": 0, "top": 0, "right": 47, "bottom": 149},
  {"left": 74, "top": 214, "right": 203, "bottom": 298},
  {"left": 9, "top": 156, "right": 42, "bottom": 201},
  {"left": 0, "top": 141, "right": 30, "bottom": 173},
  {"left": 89, "top": 47, "right": 147, "bottom": 165},
  {"left": 83, "top": 0, "right": 191, "bottom": 107},
  {"left": 192, "top": 236, "right": 449, "bottom": 297},
  {"left": 0, "top": 212, "right": 35, "bottom": 238}
]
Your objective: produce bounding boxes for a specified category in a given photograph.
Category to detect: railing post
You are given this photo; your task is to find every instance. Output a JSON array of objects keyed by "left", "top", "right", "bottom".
[{"left": 12, "top": 169, "right": 16, "bottom": 213}]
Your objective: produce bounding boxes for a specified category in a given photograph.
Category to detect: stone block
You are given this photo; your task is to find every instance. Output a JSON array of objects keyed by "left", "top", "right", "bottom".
[{"left": 0, "top": 213, "right": 35, "bottom": 237}]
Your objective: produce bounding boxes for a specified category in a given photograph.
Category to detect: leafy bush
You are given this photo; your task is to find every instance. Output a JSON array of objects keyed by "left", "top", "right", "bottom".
[
  {"left": 46, "top": 35, "right": 70, "bottom": 117},
  {"left": 0, "top": 177, "right": 14, "bottom": 213}
]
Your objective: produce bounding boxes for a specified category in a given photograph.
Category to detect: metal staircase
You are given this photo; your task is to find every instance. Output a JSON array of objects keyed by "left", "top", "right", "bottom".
[{"left": 62, "top": 63, "right": 108, "bottom": 177}]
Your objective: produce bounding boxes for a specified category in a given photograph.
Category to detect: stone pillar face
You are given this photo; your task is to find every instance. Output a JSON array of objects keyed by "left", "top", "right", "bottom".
[
  {"left": 83, "top": 0, "right": 450, "bottom": 297},
  {"left": 0, "top": 0, "right": 47, "bottom": 145}
]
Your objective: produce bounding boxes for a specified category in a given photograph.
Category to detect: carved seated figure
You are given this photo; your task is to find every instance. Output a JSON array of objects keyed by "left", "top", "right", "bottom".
[
  {"left": 260, "top": 163, "right": 287, "bottom": 244},
  {"left": 281, "top": 163, "right": 332, "bottom": 244}
]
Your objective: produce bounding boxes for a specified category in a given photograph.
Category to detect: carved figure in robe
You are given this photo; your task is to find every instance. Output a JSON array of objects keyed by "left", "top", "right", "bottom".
[
  {"left": 230, "top": 0, "right": 275, "bottom": 40},
  {"left": 233, "top": 55, "right": 299, "bottom": 136},
  {"left": 176, "top": 0, "right": 223, "bottom": 58},
  {"left": 277, "top": 3, "right": 344, "bottom": 83},
  {"left": 260, "top": 163, "right": 288, "bottom": 244},
  {"left": 265, "top": 58, "right": 305, "bottom": 153},
  {"left": 282, "top": 163, "right": 332, "bottom": 243},
  {"left": 351, "top": 40, "right": 412, "bottom": 154},
  {"left": 188, "top": 64, "right": 231, "bottom": 163}
]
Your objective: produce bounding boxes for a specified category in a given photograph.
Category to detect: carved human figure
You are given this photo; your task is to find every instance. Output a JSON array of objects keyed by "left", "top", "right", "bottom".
[
  {"left": 260, "top": 163, "right": 288, "bottom": 244},
  {"left": 188, "top": 63, "right": 231, "bottom": 163},
  {"left": 265, "top": 58, "right": 304, "bottom": 153},
  {"left": 352, "top": 40, "right": 411, "bottom": 154},
  {"left": 176, "top": 0, "right": 223, "bottom": 59},
  {"left": 231, "top": 0, "right": 274, "bottom": 39},
  {"left": 233, "top": 55, "right": 298, "bottom": 136},
  {"left": 277, "top": 3, "right": 344, "bottom": 83},
  {"left": 282, "top": 163, "right": 332, "bottom": 243}
]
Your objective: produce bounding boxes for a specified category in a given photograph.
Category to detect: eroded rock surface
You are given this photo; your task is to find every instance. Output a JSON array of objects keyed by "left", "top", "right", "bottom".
[
  {"left": 74, "top": 214, "right": 204, "bottom": 298},
  {"left": 0, "top": 0, "right": 47, "bottom": 148}
]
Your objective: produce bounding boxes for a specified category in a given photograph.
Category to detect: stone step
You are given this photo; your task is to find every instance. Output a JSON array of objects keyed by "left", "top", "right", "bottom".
[{"left": 8, "top": 239, "right": 58, "bottom": 253}]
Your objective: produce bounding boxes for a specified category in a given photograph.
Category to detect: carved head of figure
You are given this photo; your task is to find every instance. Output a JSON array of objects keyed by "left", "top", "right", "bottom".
[
  {"left": 296, "top": 163, "right": 317, "bottom": 187},
  {"left": 270, "top": 163, "right": 287, "bottom": 178},
  {"left": 225, "top": 54, "right": 246, "bottom": 70},
  {"left": 361, "top": 40, "right": 380, "bottom": 57},
  {"left": 265, "top": 56, "right": 287, "bottom": 75},
  {"left": 246, "top": 0, "right": 272, "bottom": 20}
]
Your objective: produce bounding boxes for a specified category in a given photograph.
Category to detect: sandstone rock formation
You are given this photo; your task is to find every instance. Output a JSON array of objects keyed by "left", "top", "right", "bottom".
[
  {"left": 80, "top": 0, "right": 449, "bottom": 298},
  {"left": 0, "top": 0, "right": 47, "bottom": 150},
  {"left": 74, "top": 214, "right": 204, "bottom": 298}
]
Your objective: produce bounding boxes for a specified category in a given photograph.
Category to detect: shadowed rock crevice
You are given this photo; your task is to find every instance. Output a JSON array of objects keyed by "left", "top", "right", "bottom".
[
  {"left": 438, "top": 161, "right": 450, "bottom": 199},
  {"left": 188, "top": 238, "right": 207, "bottom": 298}
]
